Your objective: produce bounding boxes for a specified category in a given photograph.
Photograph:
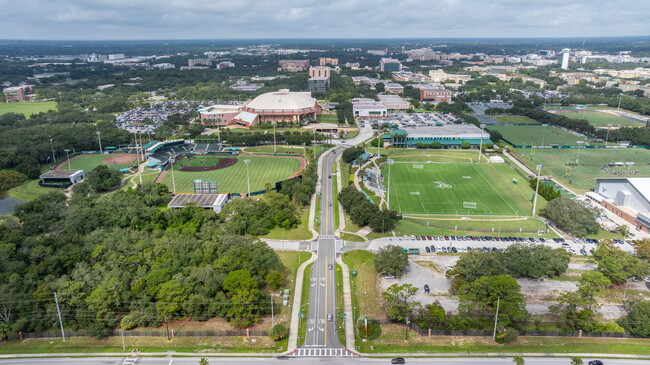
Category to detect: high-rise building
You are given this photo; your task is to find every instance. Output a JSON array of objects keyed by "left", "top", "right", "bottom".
[
  {"left": 379, "top": 58, "right": 402, "bottom": 72},
  {"left": 318, "top": 58, "right": 339, "bottom": 66},
  {"left": 561, "top": 49, "right": 571, "bottom": 70},
  {"left": 309, "top": 66, "right": 331, "bottom": 78}
]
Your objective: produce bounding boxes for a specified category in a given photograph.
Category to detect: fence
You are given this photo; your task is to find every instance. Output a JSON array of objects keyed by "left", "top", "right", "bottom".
[
  {"left": 400, "top": 216, "right": 545, "bottom": 235},
  {"left": 21, "top": 329, "right": 268, "bottom": 339},
  {"left": 372, "top": 319, "right": 635, "bottom": 339}
]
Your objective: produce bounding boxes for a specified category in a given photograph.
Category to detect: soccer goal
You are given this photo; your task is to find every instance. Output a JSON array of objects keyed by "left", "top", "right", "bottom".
[
  {"left": 412, "top": 165, "right": 424, "bottom": 169},
  {"left": 463, "top": 202, "right": 477, "bottom": 209}
]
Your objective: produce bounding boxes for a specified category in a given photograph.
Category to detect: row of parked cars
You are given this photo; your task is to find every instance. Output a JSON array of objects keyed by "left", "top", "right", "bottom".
[
  {"left": 402, "top": 235, "right": 553, "bottom": 243},
  {"left": 423, "top": 244, "right": 501, "bottom": 254}
]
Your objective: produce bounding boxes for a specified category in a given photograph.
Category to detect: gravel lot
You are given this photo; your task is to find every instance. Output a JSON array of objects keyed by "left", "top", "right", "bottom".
[{"left": 375, "top": 254, "right": 646, "bottom": 319}]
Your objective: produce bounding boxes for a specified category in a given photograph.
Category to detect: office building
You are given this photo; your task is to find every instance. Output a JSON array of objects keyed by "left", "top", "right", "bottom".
[
  {"left": 3, "top": 85, "right": 35, "bottom": 103},
  {"left": 309, "top": 66, "right": 331, "bottom": 78},
  {"left": 594, "top": 177, "right": 650, "bottom": 233},
  {"left": 382, "top": 124, "right": 489, "bottom": 148},
  {"left": 561, "top": 49, "right": 571, "bottom": 70},
  {"left": 318, "top": 58, "right": 339, "bottom": 66},
  {"left": 379, "top": 58, "right": 402, "bottom": 72},
  {"left": 308, "top": 77, "right": 330, "bottom": 93}
]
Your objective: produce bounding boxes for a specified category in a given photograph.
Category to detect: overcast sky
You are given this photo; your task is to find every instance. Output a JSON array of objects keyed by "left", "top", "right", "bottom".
[{"left": 2, "top": 0, "right": 649, "bottom": 40}]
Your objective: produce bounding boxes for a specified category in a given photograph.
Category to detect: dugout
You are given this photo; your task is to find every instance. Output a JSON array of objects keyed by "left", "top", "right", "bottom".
[{"left": 39, "top": 170, "right": 86, "bottom": 188}]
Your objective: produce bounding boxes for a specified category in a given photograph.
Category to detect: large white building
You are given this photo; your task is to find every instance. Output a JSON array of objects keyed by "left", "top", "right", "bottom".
[
  {"left": 594, "top": 177, "right": 650, "bottom": 233},
  {"left": 351, "top": 98, "right": 387, "bottom": 118},
  {"left": 243, "top": 89, "right": 319, "bottom": 123}
]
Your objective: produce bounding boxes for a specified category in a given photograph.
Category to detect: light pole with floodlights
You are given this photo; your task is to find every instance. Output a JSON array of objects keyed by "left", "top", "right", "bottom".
[
  {"left": 64, "top": 149, "right": 71, "bottom": 170},
  {"left": 96, "top": 131, "right": 103, "bottom": 154},
  {"left": 244, "top": 159, "right": 251, "bottom": 196}
]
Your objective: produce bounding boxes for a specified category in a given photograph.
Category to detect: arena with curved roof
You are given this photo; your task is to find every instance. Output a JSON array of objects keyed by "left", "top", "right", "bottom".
[{"left": 243, "top": 89, "right": 319, "bottom": 123}]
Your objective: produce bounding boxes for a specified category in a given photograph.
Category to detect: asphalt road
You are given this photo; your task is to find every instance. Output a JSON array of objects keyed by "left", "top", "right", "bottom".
[
  {"left": 304, "top": 146, "right": 342, "bottom": 349},
  {"left": 0, "top": 357, "right": 645, "bottom": 365}
]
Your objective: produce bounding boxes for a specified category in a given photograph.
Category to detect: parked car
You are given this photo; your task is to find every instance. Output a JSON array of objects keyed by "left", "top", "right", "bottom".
[
  {"left": 391, "top": 358, "right": 406, "bottom": 365},
  {"left": 424, "top": 284, "right": 430, "bottom": 293},
  {"left": 425, "top": 246, "right": 431, "bottom": 253},
  {"left": 588, "top": 361, "right": 603, "bottom": 365},
  {"left": 430, "top": 245, "right": 436, "bottom": 252},
  {"left": 445, "top": 264, "right": 454, "bottom": 270}
]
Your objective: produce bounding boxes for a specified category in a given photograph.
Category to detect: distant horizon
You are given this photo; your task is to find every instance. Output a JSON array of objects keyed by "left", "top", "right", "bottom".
[{"left": 2, "top": 35, "right": 650, "bottom": 42}]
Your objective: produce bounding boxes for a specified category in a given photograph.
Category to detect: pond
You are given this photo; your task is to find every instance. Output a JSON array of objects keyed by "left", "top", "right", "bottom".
[{"left": 0, "top": 192, "right": 25, "bottom": 215}]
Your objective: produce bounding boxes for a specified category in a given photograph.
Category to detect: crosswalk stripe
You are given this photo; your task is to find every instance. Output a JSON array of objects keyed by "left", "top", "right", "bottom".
[{"left": 293, "top": 348, "right": 359, "bottom": 357}]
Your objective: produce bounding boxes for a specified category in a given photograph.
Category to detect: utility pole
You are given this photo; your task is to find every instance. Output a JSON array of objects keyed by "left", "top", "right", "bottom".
[
  {"left": 121, "top": 331, "right": 126, "bottom": 351},
  {"left": 492, "top": 297, "right": 501, "bottom": 341},
  {"left": 165, "top": 316, "right": 170, "bottom": 341},
  {"left": 532, "top": 164, "right": 542, "bottom": 217},
  {"left": 54, "top": 292, "right": 66, "bottom": 342},
  {"left": 617, "top": 94, "right": 622, "bottom": 111},
  {"left": 271, "top": 295, "right": 275, "bottom": 327},
  {"left": 244, "top": 159, "right": 251, "bottom": 196}
]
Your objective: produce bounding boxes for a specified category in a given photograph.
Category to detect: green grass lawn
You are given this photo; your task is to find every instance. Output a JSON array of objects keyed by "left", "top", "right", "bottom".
[
  {"left": 0, "top": 101, "right": 57, "bottom": 117},
  {"left": 0, "top": 336, "right": 279, "bottom": 354},
  {"left": 379, "top": 148, "right": 481, "bottom": 163},
  {"left": 493, "top": 115, "right": 540, "bottom": 125},
  {"left": 317, "top": 114, "right": 341, "bottom": 124},
  {"left": 514, "top": 147, "right": 650, "bottom": 193},
  {"left": 182, "top": 156, "right": 222, "bottom": 167},
  {"left": 243, "top": 145, "right": 306, "bottom": 155},
  {"left": 57, "top": 154, "right": 137, "bottom": 172},
  {"left": 298, "top": 262, "right": 313, "bottom": 347},
  {"left": 550, "top": 109, "right": 646, "bottom": 128},
  {"left": 261, "top": 206, "right": 312, "bottom": 240},
  {"left": 8, "top": 179, "right": 53, "bottom": 201},
  {"left": 163, "top": 155, "right": 302, "bottom": 194},
  {"left": 382, "top": 162, "right": 536, "bottom": 216},
  {"left": 341, "top": 250, "right": 384, "bottom": 321},
  {"left": 488, "top": 125, "right": 596, "bottom": 146},
  {"left": 356, "top": 328, "right": 650, "bottom": 354}
]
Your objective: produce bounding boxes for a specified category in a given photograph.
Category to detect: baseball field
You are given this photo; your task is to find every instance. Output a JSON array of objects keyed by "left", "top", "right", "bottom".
[
  {"left": 55, "top": 154, "right": 138, "bottom": 172},
  {"left": 161, "top": 155, "right": 304, "bottom": 193}
]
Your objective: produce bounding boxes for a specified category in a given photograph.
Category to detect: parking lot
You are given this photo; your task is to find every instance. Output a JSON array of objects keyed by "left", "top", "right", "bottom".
[
  {"left": 364, "top": 112, "right": 458, "bottom": 130},
  {"left": 367, "top": 234, "right": 637, "bottom": 256}
]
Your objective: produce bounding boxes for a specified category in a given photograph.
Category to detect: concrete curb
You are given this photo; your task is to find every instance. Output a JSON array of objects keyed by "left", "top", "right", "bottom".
[{"left": 286, "top": 251, "right": 317, "bottom": 353}]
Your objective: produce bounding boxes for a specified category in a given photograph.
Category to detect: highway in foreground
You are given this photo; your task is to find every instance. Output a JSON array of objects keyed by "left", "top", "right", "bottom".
[{"left": 0, "top": 356, "right": 644, "bottom": 365}]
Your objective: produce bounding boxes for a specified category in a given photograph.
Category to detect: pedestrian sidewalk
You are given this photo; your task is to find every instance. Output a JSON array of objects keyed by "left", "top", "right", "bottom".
[
  {"left": 286, "top": 251, "right": 317, "bottom": 353},
  {"left": 335, "top": 255, "right": 356, "bottom": 354}
]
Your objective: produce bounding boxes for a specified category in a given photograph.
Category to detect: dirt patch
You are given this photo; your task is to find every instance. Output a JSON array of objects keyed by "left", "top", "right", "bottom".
[
  {"left": 179, "top": 157, "right": 237, "bottom": 172},
  {"left": 103, "top": 154, "right": 137, "bottom": 165}
]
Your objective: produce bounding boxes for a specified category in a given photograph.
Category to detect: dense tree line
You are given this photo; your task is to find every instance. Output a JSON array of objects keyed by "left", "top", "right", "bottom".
[
  {"left": 448, "top": 243, "right": 571, "bottom": 292},
  {"left": 529, "top": 177, "right": 562, "bottom": 201},
  {"left": 339, "top": 186, "right": 398, "bottom": 232},
  {"left": 540, "top": 198, "right": 600, "bottom": 237},
  {"left": 0, "top": 183, "right": 289, "bottom": 338},
  {"left": 0, "top": 114, "right": 132, "bottom": 178},
  {"left": 591, "top": 241, "right": 649, "bottom": 285},
  {"left": 510, "top": 107, "right": 596, "bottom": 135},
  {"left": 341, "top": 146, "right": 365, "bottom": 164},
  {"left": 279, "top": 161, "right": 317, "bottom": 206},
  {"left": 218, "top": 130, "right": 325, "bottom": 147}
]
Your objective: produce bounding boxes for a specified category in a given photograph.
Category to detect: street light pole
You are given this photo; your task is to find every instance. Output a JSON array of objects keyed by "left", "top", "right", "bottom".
[
  {"left": 386, "top": 159, "right": 394, "bottom": 209},
  {"left": 244, "top": 159, "right": 251, "bottom": 196},
  {"left": 64, "top": 149, "right": 71, "bottom": 170},
  {"left": 96, "top": 131, "right": 103, "bottom": 154},
  {"left": 492, "top": 297, "right": 501, "bottom": 341}
]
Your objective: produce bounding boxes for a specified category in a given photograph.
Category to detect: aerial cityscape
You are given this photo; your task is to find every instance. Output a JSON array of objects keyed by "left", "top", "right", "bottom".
[{"left": 0, "top": 1, "right": 650, "bottom": 365}]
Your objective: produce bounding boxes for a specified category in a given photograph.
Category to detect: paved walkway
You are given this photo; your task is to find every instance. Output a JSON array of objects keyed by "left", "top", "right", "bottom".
[{"left": 287, "top": 251, "right": 317, "bottom": 353}]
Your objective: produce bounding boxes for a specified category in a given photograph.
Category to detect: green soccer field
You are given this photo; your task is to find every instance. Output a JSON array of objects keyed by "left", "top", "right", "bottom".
[
  {"left": 163, "top": 155, "right": 303, "bottom": 193},
  {"left": 488, "top": 125, "right": 597, "bottom": 146},
  {"left": 0, "top": 101, "right": 58, "bottom": 118},
  {"left": 549, "top": 109, "right": 645, "bottom": 128},
  {"left": 493, "top": 115, "right": 540, "bottom": 125},
  {"left": 379, "top": 148, "right": 482, "bottom": 163},
  {"left": 55, "top": 154, "right": 137, "bottom": 172},
  {"left": 514, "top": 148, "right": 650, "bottom": 194},
  {"left": 381, "top": 162, "right": 536, "bottom": 216}
]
